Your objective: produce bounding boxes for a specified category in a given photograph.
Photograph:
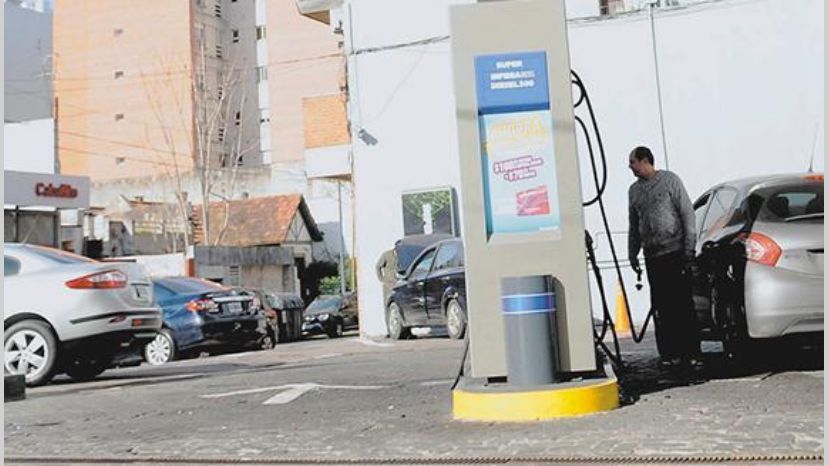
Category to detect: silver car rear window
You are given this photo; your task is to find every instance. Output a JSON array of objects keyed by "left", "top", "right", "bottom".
[{"left": 757, "top": 184, "right": 823, "bottom": 222}]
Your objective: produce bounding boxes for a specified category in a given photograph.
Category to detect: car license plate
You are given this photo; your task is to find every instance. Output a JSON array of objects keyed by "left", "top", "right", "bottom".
[{"left": 224, "top": 302, "right": 243, "bottom": 314}]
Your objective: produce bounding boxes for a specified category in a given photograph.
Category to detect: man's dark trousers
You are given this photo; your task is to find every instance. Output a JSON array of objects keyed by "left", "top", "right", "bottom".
[{"left": 645, "top": 250, "right": 697, "bottom": 360}]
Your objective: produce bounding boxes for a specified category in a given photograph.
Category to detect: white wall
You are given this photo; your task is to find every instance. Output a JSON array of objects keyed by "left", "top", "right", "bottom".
[
  {"left": 346, "top": 0, "right": 475, "bottom": 336},
  {"left": 347, "top": 0, "right": 824, "bottom": 337},
  {"left": 4, "top": 118, "right": 55, "bottom": 174},
  {"left": 4, "top": 1, "right": 53, "bottom": 122}
]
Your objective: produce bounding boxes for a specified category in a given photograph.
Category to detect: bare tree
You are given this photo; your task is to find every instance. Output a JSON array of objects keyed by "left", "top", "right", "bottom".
[{"left": 141, "top": 34, "right": 259, "bottom": 250}]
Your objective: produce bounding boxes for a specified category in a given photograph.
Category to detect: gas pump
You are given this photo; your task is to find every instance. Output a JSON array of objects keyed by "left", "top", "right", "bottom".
[{"left": 449, "top": 0, "right": 619, "bottom": 421}]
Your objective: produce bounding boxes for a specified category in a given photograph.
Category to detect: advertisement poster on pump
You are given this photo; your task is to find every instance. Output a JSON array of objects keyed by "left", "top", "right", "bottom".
[{"left": 475, "top": 51, "right": 561, "bottom": 237}]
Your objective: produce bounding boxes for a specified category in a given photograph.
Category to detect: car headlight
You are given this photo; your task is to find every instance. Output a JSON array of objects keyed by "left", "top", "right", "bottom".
[
  {"left": 317, "top": 313, "right": 330, "bottom": 322},
  {"left": 303, "top": 315, "right": 313, "bottom": 322}
]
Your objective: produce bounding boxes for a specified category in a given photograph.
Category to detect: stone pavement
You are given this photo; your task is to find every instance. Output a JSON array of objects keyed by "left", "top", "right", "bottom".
[{"left": 4, "top": 330, "right": 824, "bottom": 464}]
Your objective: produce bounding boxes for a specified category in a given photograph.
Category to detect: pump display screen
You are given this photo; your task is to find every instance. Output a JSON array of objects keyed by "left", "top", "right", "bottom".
[{"left": 475, "top": 52, "right": 561, "bottom": 237}]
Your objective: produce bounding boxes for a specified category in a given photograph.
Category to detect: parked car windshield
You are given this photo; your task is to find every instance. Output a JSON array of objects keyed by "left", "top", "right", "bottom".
[
  {"left": 25, "top": 245, "right": 96, "bottom": 264},
  {"left": 757, "top": 184, "right": 823, "bottom": 223},
  {"left": 306, "top": 295, "right": 341, "bottom": 312},
  {"left": 155, "top": 277, "right": 225, "bottom": 295}
]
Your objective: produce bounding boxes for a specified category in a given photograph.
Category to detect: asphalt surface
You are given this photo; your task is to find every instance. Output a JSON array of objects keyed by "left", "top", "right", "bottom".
[{"left": 3, "top": 329, "right": 824, "bottom": 465}]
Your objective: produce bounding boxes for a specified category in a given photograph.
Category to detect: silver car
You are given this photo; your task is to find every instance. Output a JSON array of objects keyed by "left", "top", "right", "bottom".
[
  {"left": 691, "top": 173, "right": 823, "bottom": 355},
  {"left": 4, "top": 244, "right": 162, "bottom": 386}
]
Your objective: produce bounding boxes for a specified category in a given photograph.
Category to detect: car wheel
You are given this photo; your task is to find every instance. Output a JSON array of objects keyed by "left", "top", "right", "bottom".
[
  {"left": 4, "top": 320, "right": 58, "bottom": 387},
  {"left": 64, "top": 355, "right": 111, "bottom": 381},
  {"left": 445, "top": 298, "right": 467, "bottom": 340},
  {"left": 386, "top": 303, "right": 410, "bottom": 340},
  {"left": 327, "top": 319, "right": 344, "bottom": 339},
  {"left": 260, "top": 332, "right": 275, "bottom": 350},
  {"left": 711, "top": 285, "right": 748, "bottom": 361},
  {"left": 144, "top": 329, "right": 176, "bottom": 366}
]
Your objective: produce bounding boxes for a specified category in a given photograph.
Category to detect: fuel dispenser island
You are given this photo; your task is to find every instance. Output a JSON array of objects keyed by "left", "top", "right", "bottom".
[{"left": 450, "top": 0, "right": 619, "bottom": 421}]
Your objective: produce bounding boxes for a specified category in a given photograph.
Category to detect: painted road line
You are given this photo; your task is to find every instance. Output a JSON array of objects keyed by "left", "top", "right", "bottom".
[
  {"left": 311, "top": 353, "right": 343, "bottom": 360},
  {"left": 200, "top": 385, "right": 288, "bottom": 399},
  {"left": 419, "top": 379, "right": 454, "bottom": 386},
  {"left": 201, "top": 383, "right": 387, "bottom": 405}
]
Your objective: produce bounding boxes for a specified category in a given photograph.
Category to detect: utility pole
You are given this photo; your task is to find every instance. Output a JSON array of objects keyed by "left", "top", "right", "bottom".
[
  {"left": 648, "top": 1, "right": 670, "bottom": 170},
  {"left": 337, "top": 179, "right": 346, "bottom": 295}
]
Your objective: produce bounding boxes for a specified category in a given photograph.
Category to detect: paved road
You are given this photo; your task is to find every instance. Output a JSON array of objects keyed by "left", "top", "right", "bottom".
[{"left": 4, "top": 329, "right": 823, "bottom": 464}]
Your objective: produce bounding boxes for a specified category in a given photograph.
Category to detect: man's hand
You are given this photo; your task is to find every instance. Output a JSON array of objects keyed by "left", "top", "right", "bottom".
[
  {"left": 683, "top": 250, "right": 696, "bottom": 275},
  {"left": 629, "top": 256, "right": 642, "bottom": 276}
]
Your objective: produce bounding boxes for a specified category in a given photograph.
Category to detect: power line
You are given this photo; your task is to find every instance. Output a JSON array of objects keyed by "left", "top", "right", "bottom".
[
  {"left": 22, "top": 52, "right": 344, "bottom": 83},
  {"left": 58, "top": 130, "right": 193, "bottom": 160}
]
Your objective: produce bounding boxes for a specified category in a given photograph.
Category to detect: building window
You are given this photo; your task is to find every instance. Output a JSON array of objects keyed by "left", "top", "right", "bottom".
[
  {"left": 234, "top": 111, "right": 241, "bottom": 126},
  {"left": 232, "top": 29, "right": 240, "bottom": 43},
  {"left": 114, "top": 113, "right": 124, "bottom": 121},
  {"left": 214, "top": 1, "right": 222, "bottom": 17},
  {"left": 216, "top": 43, "right": 224, "bottom": 59},
  {"left": 256, "top": 66, "right": 267, "bottom": 83},
  {"left": 113, "top": 28, "right": 124, "bottom": 36},
  {"left": 599, "top": 0, "right": 625, "bottom": 15},
  {"left": 255, "top": 25, "right": 266, "bottom": 40},
  {"left": 114, "top": 70, "right": 124, "bottom": 79},
  {"left": 196, "top": 73, "right": 205, "bottom": 90},
  {"left": 217, "top": 85, "right": 224, "bottom": 100},
  {"left": 217, "top": 127, "right": 225, "bottom": 142}
]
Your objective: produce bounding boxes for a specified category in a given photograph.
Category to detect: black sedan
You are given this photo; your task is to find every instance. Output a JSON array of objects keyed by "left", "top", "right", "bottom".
[
  {"left": 386, "top": 238, "right": 467, "bottom": 340},
  {"left": 302, "top": 293, "right": 359, "bottom": 338}
]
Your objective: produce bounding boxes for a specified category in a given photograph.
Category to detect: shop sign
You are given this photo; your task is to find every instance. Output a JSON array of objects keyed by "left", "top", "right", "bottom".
[{"left": 35, "top": 182, "right": 79, "bottom": 199}]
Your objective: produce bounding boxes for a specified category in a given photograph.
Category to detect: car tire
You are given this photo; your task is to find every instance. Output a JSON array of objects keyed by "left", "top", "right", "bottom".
[
  {"left": 64, "top": 355, "right": 111, "bottom": 381},
  {"left": 386, "top": 303, "right": 410, "bottom": 340},
  {"left": 144, "top": 329, "right": 176, "bottom": 366},
  {"left": 260, "top": 332, "right": 275, "bottom": 350},
  {"left": 445, "top": 298, "right": 467, "bottom": 340},
  {"left": 327, "top": 319, "right": 344, "bottom": 339},
  {"left": 4, "top": 320, "right": 58, "bottom": 387}
]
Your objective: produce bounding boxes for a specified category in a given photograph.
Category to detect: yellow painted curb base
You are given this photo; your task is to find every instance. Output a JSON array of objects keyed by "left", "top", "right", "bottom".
[{"left": 453, "top": 378, "right": 619, "bottom": 421}]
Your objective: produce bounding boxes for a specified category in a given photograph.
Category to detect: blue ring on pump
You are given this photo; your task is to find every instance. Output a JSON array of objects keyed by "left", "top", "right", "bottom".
[{"left": 501, "top": 292, "right": 555, "bottom": 315}]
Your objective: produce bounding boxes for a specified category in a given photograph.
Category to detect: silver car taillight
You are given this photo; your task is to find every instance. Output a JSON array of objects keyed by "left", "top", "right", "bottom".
[
  {"left": 742, "top": 232, "right": 782, "bottom": 267},
  {"left": 65, "top": 270, "right": 128, "bottom": 289}
]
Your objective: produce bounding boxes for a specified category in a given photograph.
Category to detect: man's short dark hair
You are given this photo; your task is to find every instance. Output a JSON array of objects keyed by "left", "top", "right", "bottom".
[{"left": 631, "top": 146, "right": 654, "bottom": 165}]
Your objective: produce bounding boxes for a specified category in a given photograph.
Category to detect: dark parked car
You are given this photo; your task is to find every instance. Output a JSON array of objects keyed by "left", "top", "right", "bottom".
[
  {"left": 689, "top": 173, "right": 823, "bottom": 357},
  {"left": 143, "top": 277, "right": 268, "bottom": 365},
  {"left": 302, "top": 293, "right": 358, "bottom": 338},
  {"left": 386, "top": 238, "right": 467, "bottom": 340}
]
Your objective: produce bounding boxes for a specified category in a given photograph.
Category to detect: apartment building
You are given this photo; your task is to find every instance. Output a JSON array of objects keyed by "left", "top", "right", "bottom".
[{"left": 54, "top": 0, "right": 347, "bottom": 183}]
